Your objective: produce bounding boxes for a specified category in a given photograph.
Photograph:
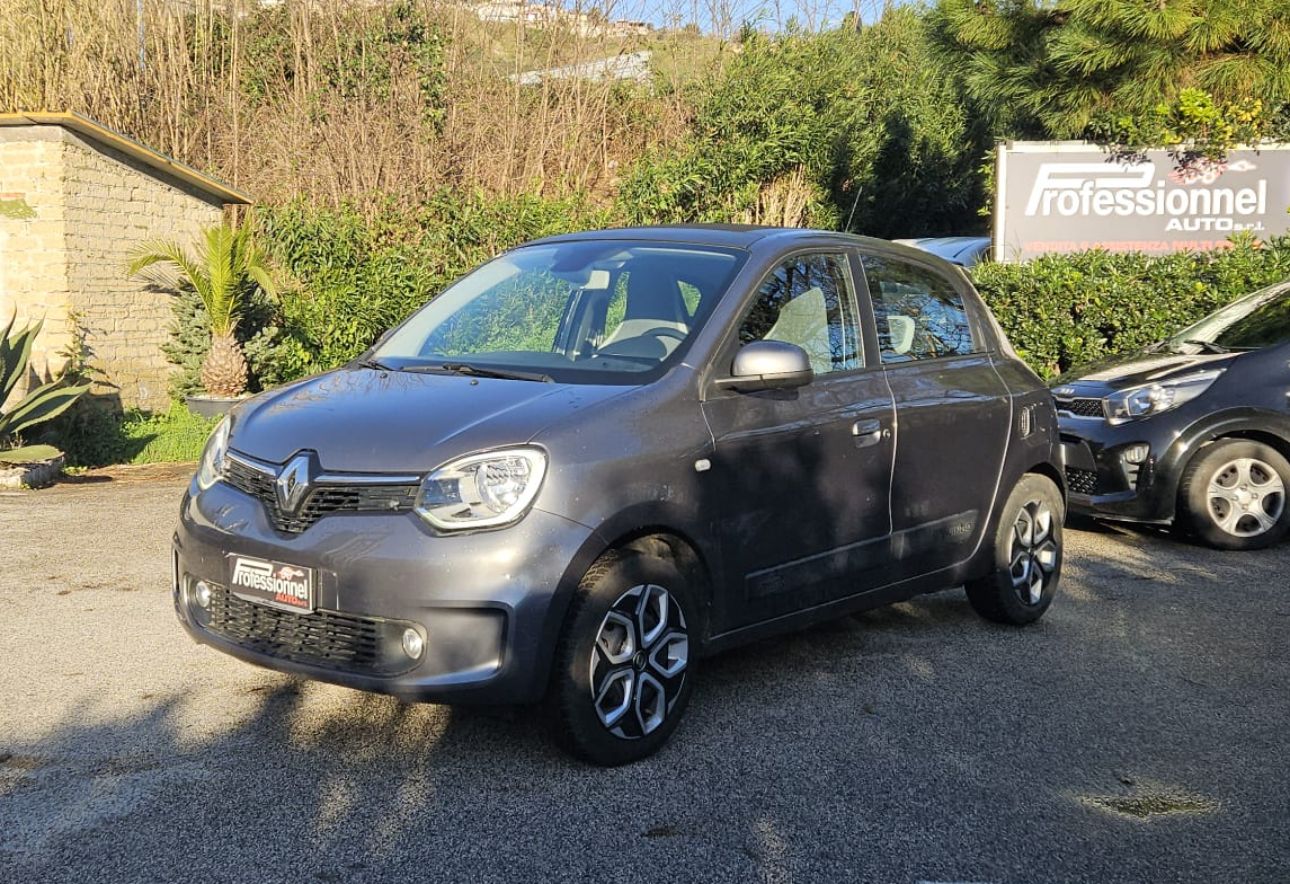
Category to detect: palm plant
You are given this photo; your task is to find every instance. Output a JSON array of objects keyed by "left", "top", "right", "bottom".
[
  {"left": 128, "top": 223, "right": 278, "bottom": 398},
  {"left": 0, "top": 316, "right": 91, "bottom": 465}
]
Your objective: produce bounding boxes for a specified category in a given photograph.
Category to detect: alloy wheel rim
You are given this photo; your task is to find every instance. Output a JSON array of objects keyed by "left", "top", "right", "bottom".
[
  {"left": 1009, "top": 500, "right": 1058, "bottom": 605},
  {"left": 589, "top": 584, "right": 689, "bottom": 739},
  {"left": 1206, "top": 457, "right": 1286, "bottom": 538}
]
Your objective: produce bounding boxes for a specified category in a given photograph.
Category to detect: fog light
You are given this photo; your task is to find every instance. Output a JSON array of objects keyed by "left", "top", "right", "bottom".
[
  {"left": 1122, "top": 443, "right": 1150, "bottom": 464},
  {"left": 193, "top": 580, "right": 212, "bottom": 609},
  {"left": 401, "top": 627, "right": 424, "bottom": 660}
]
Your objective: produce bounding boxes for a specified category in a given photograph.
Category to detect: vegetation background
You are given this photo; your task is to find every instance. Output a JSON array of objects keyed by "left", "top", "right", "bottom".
[{"left": 3, "top": 0, "right": 1290, "bottom": 462}]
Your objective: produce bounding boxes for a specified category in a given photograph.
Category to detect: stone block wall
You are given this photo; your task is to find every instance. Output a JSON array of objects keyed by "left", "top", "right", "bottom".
[
  {"left": 0, "top": 125, "right": 225, "bottom": 412},
  {"left": 0, "top": 129, "right": 73, "bottom": 385}
]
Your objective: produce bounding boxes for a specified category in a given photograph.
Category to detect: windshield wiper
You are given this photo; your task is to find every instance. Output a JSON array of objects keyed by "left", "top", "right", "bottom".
[
  {"left": 408, "top": 362, "right": 554, "bottom": 383},
  {"left": 354, "top": 357, "right": 393, "bottom": 371},
  {"left": 1180, "top": 339, "right": 1232, "bottom": 354}
]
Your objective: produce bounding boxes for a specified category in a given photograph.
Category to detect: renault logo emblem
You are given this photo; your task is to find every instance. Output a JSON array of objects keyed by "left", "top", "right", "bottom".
[{"left": 276, "top": 454, "right": 313, "bottom": 513}]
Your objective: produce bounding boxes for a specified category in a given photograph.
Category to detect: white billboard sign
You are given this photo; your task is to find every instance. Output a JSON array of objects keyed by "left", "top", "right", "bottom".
[{"left": 993, "top": 141, "right": 1290, "bottom": 262}]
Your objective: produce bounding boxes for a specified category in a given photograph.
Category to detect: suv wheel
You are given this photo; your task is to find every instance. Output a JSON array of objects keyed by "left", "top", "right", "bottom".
[
  {"left": 965, "top": 473, "right": 1064, "bottom": 625},
  {"left": 547, "top": 551, "right": 695, "bottom": 765},
  {"left": 1179, "top": 439, "right": 1290, "bottom": 550}
]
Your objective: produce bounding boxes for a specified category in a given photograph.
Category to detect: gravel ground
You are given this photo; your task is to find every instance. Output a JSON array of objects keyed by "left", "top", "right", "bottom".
[{"left": 1, "top": 468, "right": 1288, "bottom": 883}]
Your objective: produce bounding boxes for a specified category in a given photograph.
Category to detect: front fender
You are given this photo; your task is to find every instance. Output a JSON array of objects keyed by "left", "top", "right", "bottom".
[{"left": 1155, "top": 407, "right": 1290, "bottom": 520}]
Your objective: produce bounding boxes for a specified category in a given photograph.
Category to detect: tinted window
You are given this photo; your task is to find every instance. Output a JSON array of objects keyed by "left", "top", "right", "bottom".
[
  {"left": 862, "top": 256, "right": 975, "bottom": 363},
  {"left": 738, "top": 253, "right": 862, "bottom": 375}
]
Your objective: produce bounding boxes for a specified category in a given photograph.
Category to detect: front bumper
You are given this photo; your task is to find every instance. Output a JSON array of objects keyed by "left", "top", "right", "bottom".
[
  {"left": 173, "top": 480, "right": 597, "bottom": 704},
  {"left": 1058, "top": 415, "right": 1177, "bottom": 523}
]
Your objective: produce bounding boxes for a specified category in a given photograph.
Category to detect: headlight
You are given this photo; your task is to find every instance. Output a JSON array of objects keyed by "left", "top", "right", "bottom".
[
  {"left": 1104, "top": 370, "right": 1223, "bottom": 424},
  {"left": 415, "top": 447, "right": 547, "bottom": 531},
  {"left": 195, "top": 418, "right": 230, "bottom": 491}
]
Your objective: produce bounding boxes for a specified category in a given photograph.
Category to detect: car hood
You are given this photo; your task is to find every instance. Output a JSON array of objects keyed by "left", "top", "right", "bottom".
[
  {"left": 1053, "top": 349, "right": 1238, "bottom": 395},
  {"left": 227, "top": 367, "right": 630, "bottom": 472}
]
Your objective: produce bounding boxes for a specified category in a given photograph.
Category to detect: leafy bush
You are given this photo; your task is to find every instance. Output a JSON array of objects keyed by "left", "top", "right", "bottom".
[
  {"left": 251, "top": 192, "right": 607, "bottom": 380},
  {"left": 619, "top": 10, "right": 985, "bottom": 238},
  {"left": 51, "top": 404, "right": 219, "bottom": 468},
  {"left": 972, "top": 235, "right": 1290, "bottom": 378}
]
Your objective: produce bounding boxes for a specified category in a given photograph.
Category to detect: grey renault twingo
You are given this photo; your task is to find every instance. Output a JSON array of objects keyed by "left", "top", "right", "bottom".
[{"left": 174, "top": 225, "right": 1065, "bottom": 765}]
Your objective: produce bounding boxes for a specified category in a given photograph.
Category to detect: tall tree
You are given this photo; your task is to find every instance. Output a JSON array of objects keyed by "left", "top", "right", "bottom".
[{"left": 932, "top": 0, "right": 1290, "bottom": 156}]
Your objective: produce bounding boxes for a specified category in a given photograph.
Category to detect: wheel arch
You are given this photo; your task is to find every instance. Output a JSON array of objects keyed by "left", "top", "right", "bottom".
[
  {"left": 537, "top": 504, "right": 720, "bottom": 689},
  {"left": 594, "top": 525, "right": 716, "bottom": 640},
  {"left": 1158, "top": 410, "right": 1290, "bottom": 520},
  {"left": 966, "top": 459, "right": 1065, "bottom": 583},
  {"left": 1025, "top": 460, "right": 1067, "bottom": 504}
]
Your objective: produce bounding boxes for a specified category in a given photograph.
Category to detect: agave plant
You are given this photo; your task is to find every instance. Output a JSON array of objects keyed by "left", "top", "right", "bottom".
[
  {"left": 0, "top": 316, "right": 91, "bottom": 465},
  {"left": 128, "top": 223, "right": 278, "bottom": 398}
]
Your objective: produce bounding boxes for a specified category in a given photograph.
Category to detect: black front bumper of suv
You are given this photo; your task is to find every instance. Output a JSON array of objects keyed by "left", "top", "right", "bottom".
[{"left": 1058, "top": 415, "right": 1175, "bottom": 523}]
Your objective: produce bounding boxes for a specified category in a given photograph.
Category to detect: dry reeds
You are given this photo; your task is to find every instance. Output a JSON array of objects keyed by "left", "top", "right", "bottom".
[{"left": 0, "top": 0, "right": 722, "bottom": 209}]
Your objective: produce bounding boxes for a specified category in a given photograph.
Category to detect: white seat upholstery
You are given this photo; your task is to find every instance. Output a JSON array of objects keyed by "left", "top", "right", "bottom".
[
  {"left": 766, "top": 286, "right": 832, "bottom": 373},
  {"left": 602, "top": 318, "right": 689, "bottom": 356},
  {"left": 886, "top": 314, "right": 915, "bottom": 355}
]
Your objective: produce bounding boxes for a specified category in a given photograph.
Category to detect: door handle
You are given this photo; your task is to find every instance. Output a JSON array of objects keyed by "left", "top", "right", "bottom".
[{"left": 851, "top": 419, "right": 885, "bottom": 448}]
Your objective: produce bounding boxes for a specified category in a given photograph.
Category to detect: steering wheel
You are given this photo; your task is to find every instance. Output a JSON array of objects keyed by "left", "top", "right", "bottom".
[{"left": 644, "top": 327, "right": 688, "bottom": 342}]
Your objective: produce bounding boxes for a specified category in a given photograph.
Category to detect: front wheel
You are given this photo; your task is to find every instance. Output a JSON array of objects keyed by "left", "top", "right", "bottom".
[
  {"left": 1178, "top": 439, "right": 1290, "bottom": 550},
  {"left": 965, "top": 473, "right": 1065, "bottom": 625},
  {"left": 546, "top": 551, "right": 695, "bottom": 766}
]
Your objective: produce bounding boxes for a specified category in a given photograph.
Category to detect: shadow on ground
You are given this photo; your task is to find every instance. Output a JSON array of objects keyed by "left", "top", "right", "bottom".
[{"left": 2, "top": 526, "right": 1288, "bottom": 883}]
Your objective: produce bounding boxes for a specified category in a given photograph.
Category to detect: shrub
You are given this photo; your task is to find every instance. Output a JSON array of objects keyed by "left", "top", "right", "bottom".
[
  {"left": 129, "top": 223, "right": 279, "bottom": 398},
  {"left": 619, "top": 9, "right": 985, "bottom": 238},
  {"left": 972, "top": 236, "right": 1290, "bottom": 378},
  {"left": 251, "top": 192, "right": 607, "bottom": 380},
  {"left": 52, "top": 404, "right": 220, "bottom": 468},
  {"left": 0, "top": 316, "right": 90, "bottom": 464}
]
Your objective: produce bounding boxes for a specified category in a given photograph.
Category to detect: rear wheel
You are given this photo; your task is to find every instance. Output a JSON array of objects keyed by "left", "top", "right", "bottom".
[
  {"left": 1178, "top": 439, "right": 1290, "bottom": 550},
  {"left": 546, "top": 551, "right": 695, "bottom": 766},
  {"left": 965, "top": 473, "right": 1064, "bottom": 625}
]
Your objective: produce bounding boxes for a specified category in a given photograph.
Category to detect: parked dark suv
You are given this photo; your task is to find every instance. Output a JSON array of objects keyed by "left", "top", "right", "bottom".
[
  {"left": 174, "top": 226, "right": 1065, "bottom": 764},
  {"left": 1055, "top": 280, "right": 1290, "bottom": 550}
]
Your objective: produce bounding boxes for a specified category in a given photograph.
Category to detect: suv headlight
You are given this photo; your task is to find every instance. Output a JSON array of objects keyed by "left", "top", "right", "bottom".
[
  {"left": 1104, "top": 369, "right": 1223, "bottom": 424},
  {"left": 195, "top": 417, "right": 230, "bottom": 491},
  {"left": 415, "top": 447, "right": 548, "bottom": 531}
]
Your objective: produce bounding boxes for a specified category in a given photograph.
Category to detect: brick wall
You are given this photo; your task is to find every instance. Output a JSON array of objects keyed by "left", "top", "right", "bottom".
[{"left": 0, "top": 125, "right": 225, "bottom": 412}]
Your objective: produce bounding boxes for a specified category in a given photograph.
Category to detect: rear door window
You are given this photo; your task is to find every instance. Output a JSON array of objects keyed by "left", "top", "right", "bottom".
[{"left": 860, "top": 255, "right": 975, "bottom": 363}]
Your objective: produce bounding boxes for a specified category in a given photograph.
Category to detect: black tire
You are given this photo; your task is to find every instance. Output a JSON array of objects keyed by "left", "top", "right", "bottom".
[
  {"left": 1178, "top": 439, "right": 1290, "bottom": 551},
  {"left": 546, "top": 550, "right": 696, "bottom": 766},
  {"left": 965, "top": 473, "right": 1065, "bottom": 625}
]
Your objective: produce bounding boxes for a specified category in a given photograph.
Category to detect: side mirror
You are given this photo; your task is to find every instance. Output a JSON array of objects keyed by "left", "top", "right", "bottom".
[{"left": 714, "top": 340, "right": 814, "bottom": 392}]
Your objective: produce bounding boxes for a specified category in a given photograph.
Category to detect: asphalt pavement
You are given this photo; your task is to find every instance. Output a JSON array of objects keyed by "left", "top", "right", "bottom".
[{"left": 1, "top": 467, "right": 1287, "bottom": 883}]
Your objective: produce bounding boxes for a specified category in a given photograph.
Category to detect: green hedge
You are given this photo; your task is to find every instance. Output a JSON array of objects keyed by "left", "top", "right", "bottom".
[
  {"left": 252, "top": 192, "right": 608, "bottom": 382},
  {"left": 972, "top": 235, "right": 1290, "bottom": 378}
]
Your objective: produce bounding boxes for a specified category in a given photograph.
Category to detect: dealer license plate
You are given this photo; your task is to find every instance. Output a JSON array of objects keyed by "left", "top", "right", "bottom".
[{"left": 226, "top": 554, "right": 315, "bottom": 614}]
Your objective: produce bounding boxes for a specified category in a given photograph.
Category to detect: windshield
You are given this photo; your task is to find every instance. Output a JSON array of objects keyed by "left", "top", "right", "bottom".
[
  {"left": 1167, "top": 281, "right": 1290, "bottom": 353},
  {"left": 372, "top": 240, "right": 744, "bottom": 384}
]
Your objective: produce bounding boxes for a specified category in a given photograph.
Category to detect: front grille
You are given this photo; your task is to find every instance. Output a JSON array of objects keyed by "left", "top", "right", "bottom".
[
  {"left": 224, "top": 456, "right": 418, "bottom": 535},
  {"left": 202, "top": 584, "right": 416, "bottom": 676},
  {"left": 1055, "top": 396, "right": 1105, "bottom": 418},
  {"left": 1066, "top": 467, "right": 1099, "bottom": 495}
]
